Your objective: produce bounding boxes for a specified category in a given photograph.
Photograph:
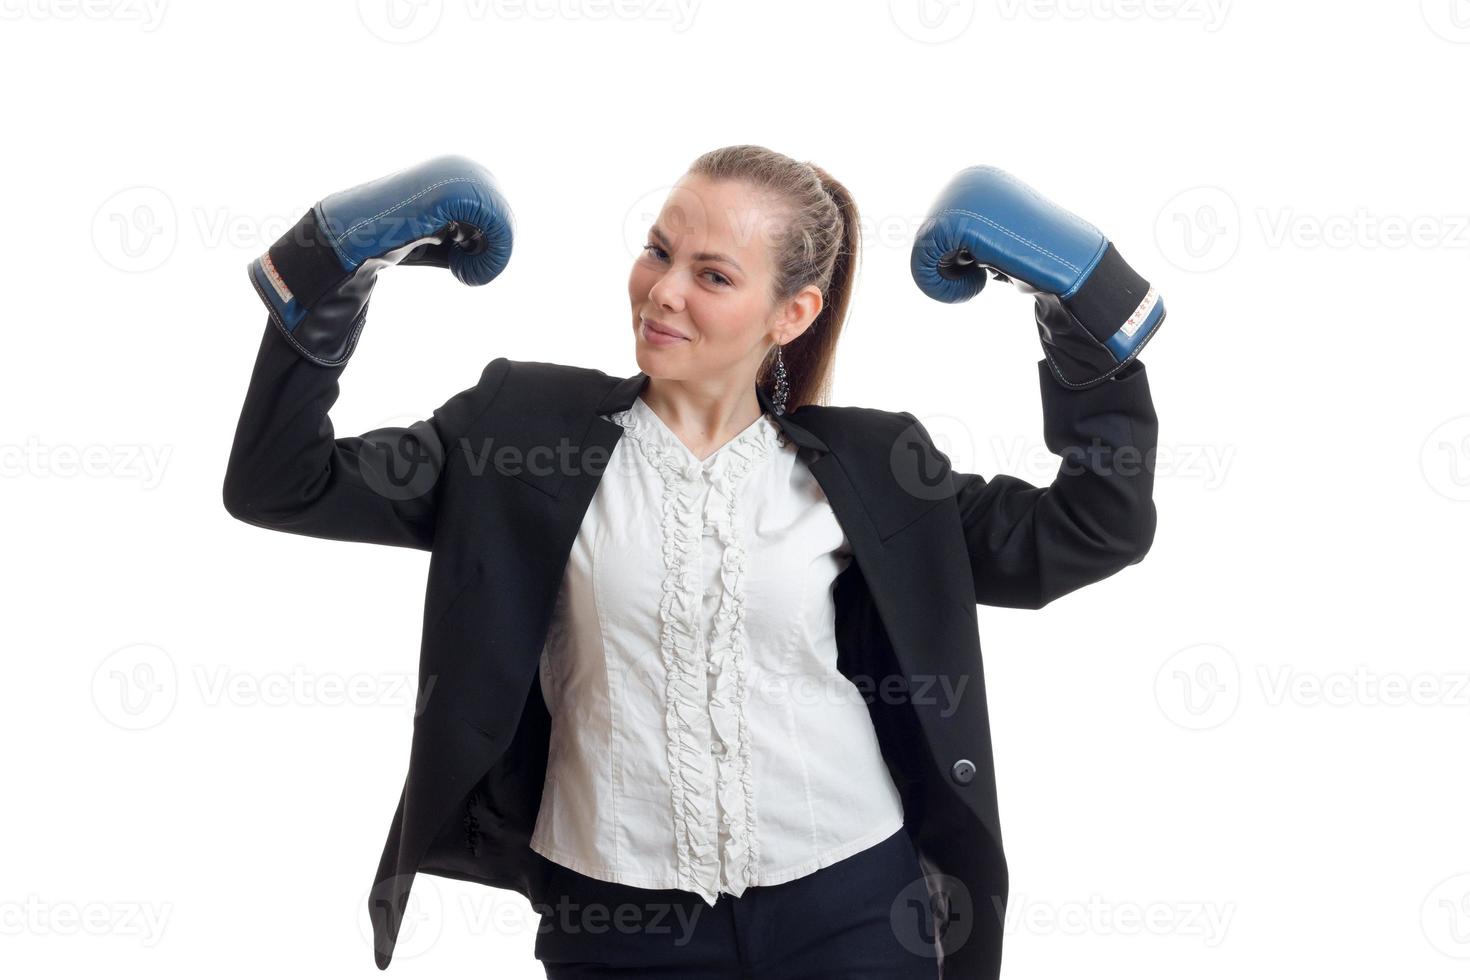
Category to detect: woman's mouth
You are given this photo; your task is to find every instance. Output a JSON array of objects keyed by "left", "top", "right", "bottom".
[{"left": 641, "top": 317, "right": 689, "bottom": 346}]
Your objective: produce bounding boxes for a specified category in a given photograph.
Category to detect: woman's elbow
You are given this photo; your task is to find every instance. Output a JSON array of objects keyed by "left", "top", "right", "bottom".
[{"left": 1124, "top": 500, "right": 1158, "bottom": 566}]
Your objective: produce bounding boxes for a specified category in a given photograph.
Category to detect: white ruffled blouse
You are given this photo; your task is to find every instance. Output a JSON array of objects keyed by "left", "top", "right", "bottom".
[{"left": 527, "top": 391, "right": 907, "bottom": 905}]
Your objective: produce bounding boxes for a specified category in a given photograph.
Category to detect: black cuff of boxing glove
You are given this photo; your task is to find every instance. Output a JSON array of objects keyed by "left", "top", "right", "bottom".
[
  {"left": 1064, "top": 243, "right": 1153, "bottom": 342},
  {"left": 1036, "top": 243, "right": 1165, "bottom": 389},
  {"left": 249, "top": 208, "right": 376, "bottom": 368},
  {"left": 268, "top": 208, "right": 352, "bottom": 310},
  {"left": 1036, "top": 295, "right": 1165, "bottom": 388}
]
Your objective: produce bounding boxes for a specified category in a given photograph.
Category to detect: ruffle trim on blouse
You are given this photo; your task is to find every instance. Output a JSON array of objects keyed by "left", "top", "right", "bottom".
[{"left": 610, "top": 399, "right": 782, "bottom": 905}]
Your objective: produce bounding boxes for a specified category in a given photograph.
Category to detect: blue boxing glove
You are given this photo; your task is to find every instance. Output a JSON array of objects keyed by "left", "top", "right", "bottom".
[
  {"left": 248, "top": 154, "right": 515, "bottom": 367},
  {"left": 911, "top": 165, "right": 1164, "bottom": 388}
]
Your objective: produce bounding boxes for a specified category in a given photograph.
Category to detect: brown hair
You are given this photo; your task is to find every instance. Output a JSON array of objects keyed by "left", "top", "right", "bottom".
[{"left": 686, "top": 145, "right": 859, "bottom": 412}]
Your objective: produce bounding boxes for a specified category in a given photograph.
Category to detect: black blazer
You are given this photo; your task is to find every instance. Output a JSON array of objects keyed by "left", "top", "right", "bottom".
[{"left": 223, "top": 319, "right": 1159, "bottom": 979}]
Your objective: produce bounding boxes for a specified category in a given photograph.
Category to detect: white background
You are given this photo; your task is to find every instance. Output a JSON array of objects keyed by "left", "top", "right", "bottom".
[{"left": 3, "top": 1, "right": 1467, "bottom": 977}]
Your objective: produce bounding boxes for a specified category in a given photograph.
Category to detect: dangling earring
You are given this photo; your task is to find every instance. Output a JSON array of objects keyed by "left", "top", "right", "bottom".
[{"left": 771, "top": 344, "right": 789, "bottom": 416}]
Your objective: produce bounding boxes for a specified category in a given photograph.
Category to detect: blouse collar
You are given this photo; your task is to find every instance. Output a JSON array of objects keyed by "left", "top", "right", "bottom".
[
  {"left": 621, "top": 393, "right": 784, "bottom": 475},
  {"left": 597, "top": 371, "right": 829, "bottom": 455}
]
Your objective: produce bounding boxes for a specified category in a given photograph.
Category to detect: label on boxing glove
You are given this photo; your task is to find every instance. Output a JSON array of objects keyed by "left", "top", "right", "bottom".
[
  {"left": 1119, "top": 284, "right": 1159, "bottom": 339},
  {"left": 259, "top": 252, "right": 295, "bottom": 305}
]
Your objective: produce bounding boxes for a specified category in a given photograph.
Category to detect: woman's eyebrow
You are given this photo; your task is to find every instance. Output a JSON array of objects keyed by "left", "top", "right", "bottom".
[{"left": 649, "top": 225, "right": 744, "bottom": 272}]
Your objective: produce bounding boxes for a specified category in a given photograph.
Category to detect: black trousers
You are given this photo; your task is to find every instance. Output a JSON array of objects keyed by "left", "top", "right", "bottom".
[{"left": 530, "top": 827, "right": 940, "bottom": 978}]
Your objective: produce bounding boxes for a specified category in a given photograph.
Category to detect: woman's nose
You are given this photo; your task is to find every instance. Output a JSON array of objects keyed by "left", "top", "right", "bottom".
[{"left": 648, "top": 272, "right": 687, "bottom": 310}]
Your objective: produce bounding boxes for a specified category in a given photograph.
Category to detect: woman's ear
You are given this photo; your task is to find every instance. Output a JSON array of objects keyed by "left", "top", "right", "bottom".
[{"left": 772, "top": 284, "right": 823, "bottom": 344}]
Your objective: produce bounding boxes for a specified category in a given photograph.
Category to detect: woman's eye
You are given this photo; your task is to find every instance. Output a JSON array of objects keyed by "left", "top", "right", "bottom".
[{"left": 643, "top": 243, "right": 730, "bottom": 287}]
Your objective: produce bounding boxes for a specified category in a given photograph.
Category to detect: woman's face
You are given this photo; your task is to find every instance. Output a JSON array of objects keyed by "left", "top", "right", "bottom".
[{"left": 628, "top": 173, "right": 820, "bottom": 383}]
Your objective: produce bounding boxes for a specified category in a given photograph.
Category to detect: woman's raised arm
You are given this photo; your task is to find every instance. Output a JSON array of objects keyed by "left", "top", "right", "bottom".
[
  {"left": 220, "top": 155, "right": 515, "bottom": 550},
  {"left": 907, "top": 357, "right": 1158, "bottom": 609},
  {"left": 222, "top": 321, "right": 509, "bottom": 551}
]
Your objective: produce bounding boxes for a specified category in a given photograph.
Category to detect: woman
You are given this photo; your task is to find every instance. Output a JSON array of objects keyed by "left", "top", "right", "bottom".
[
  {"left": 526, "top": 149, "right": 929, "bottom": 978},
  {"left": 224, "top": 146, "right": 1163, "bottom": 979}
]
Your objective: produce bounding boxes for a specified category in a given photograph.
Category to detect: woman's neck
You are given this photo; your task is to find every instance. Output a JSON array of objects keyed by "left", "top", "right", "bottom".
[{"left": 638, "top": 375, "right": 764, "bottom": 462}]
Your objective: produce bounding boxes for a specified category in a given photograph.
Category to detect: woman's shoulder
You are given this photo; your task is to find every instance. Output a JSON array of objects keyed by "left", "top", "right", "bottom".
[
  {"left": 468, "top": 357, "right": 631, "bottom": 411},
  {"left": 787, "top": 399, "right": 920, "bottom": 445}
]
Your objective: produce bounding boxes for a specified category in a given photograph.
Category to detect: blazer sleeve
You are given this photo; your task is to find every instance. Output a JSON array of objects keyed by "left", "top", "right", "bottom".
[
  {"left": 222, "top": 317, "right": 510, "bottom": 551},
  {"left": 908, "top": 357, "right": 1159, "bottom": 610}
]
